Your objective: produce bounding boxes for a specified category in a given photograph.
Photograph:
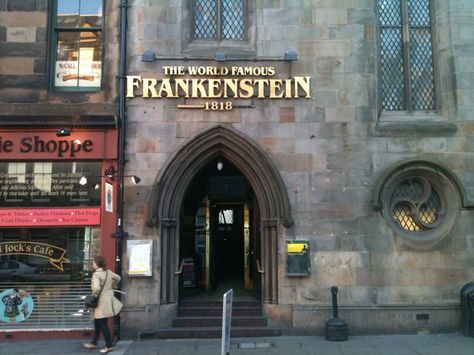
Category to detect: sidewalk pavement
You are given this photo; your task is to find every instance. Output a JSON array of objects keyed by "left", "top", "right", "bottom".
[{"left": 1, "top": 333, "right": 474, "bottom": 355}]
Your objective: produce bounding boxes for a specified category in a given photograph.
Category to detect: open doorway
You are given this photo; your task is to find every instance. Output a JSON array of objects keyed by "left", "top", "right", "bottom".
[{"left": 179, "top": 158, "right": 260, "bottom": 300}]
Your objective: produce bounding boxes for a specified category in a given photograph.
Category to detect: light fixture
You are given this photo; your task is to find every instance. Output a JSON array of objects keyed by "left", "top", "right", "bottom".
[
  {"left": 56, "top": 128, "right": 71, "bottom": 137},
  {"left": 217, "top": 161, "right": 223, "bottom": 171},
  {"left": 214, "top": 51, "right": 226, "bottom": 62},
  {"left": 73, "top": 139, "right": 82, "bottom": 145},
  {"left": 94, "top": 183, "right": 100, "bottom": 190},
  {"left": 284, "top": 50, "right": 298, "bottom": 61},
  {"left": 131, "top": 175, "right": 141, "bottom": 184},
  {"left": 79, "top": 176, "right": 87, "bottom": 185},
  {"left": 142, "top": 50, "right": 156, "bottom": 62},
  {"left": 105, "top": 166, "right": 115, "bottom": 179}
]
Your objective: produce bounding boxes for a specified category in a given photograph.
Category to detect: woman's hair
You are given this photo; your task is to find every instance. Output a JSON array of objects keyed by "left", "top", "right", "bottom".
[{"left": 94, "top": 255, "right": 107, "bottom": 269}]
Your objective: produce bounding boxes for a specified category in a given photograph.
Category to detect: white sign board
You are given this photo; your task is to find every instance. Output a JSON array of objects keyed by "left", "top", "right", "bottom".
[
  {"left": 221, "top": 289, "right": 233, "bottom": 355},
  {"left": 55, "top": 61, "right": 101, "bottom": 87},
  {"left": 127, "top": 240, "right": 153, "bottom": 277}
]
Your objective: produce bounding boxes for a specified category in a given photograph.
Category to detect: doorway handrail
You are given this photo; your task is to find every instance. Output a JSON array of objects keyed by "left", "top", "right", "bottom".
[
  {"left": 175, "top": 259, "right": 184, "bottom": 275},
  {"left": 256, "top": 259, "right": 264, "bottom": 274}
]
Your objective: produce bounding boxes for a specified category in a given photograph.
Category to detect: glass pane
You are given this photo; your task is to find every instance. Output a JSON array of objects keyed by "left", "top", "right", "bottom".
[
  {"left": 79, "top": 0, "right": 103, "bottom": 27},
  {"left": 380, "top": 28, "right": 405, "bottom": 110},
  {"left": 391, "top": 177, "right": 442, "bottom": 232},
  {"left": 378, "top": 0, "right": 405, "bottom": 111},
  {"left": 218, "top": 210, "right": 233, "bottom": 224},
  {"left": 378, "top": 0, "right": 402, "bottom": 27},
  {"left": 0, "top": 227, "right": 99, "bottom": 329},
  {"left": 408, "top": 0, "right": 435, "bottom": 110},
  {"left": 0, "top": 162, "right": 101, "bottom": 207},
  {"left": 78, "top": 31, "right": 102, "bottom": 87},
  {"left": 55, "top": 31, "right": 80, "bottom": 87},
  {"left": 222, "top": 0, "right": 245, "bottom": 40},
  {"left": 409, "top": 28, "right": 435, "bottom": 110},
  {"left": 408, "top": 0, "right": 430, "bottom": 27},
  {"left": 194, "top": 0, "right": 217, "bottom": 40},
  {"left": 57, "top": 0, "right": 80, "bottom": 28}
]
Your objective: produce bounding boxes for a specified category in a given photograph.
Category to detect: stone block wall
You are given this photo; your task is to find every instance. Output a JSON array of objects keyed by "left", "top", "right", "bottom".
[
  {"left": 122, "top": 0, "right": 474, "bottom": 334},
  {"left": 0, "top": 0, "right": 120, "bottom": 115}
]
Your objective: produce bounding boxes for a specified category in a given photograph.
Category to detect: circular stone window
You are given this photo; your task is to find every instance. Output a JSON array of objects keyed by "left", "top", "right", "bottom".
[{"left": 380, "top": 165, "right": 461, "bottom": 248}]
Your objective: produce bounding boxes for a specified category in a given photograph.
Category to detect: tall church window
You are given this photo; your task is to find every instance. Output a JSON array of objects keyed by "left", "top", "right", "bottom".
[{"left": 378, "top": 0, "right": 435, "bottom": 111}]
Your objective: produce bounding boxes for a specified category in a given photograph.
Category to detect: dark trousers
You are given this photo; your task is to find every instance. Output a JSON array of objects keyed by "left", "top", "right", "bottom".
[{"left": 92, "top": 318, "right": 112, "bottom": 348}]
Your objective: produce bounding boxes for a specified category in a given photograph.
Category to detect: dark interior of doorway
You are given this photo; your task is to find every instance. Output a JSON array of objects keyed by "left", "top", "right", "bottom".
[{"left": 180, "top": 157, "right": 260, "bottom": 301}]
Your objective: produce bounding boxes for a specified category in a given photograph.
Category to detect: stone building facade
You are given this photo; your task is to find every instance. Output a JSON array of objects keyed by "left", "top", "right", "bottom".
[
  {"left": 122, "top": 0, "right": 474, "bottom": 336},
  {"left": 0, "top": 0, "right": 121, "bottom": 338},
  {"left": 0, "top": 0, "right": 473, "bottom": 339}
]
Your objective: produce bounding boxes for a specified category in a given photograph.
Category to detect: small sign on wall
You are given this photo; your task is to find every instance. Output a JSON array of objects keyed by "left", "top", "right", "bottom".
[
  {"left": 105, "top": 182, "right": 113, "bottom": 213},
  {"left": 127, "top": 240, "right": 153, "bottom": 277},
  {"left": 286, "top": 240, "right": 310, "bottom": 276}
]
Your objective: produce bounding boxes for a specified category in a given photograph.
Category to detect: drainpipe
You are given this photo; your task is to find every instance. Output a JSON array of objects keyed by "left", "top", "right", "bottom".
[{"left": 113, "top": 0, "right": 128, "bottom": 341}]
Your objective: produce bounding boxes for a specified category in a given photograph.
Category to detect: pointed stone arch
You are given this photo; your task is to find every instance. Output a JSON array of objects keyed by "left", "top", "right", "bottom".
[{"left": 148, "top": 124, "right": 292, "bottom": 304}]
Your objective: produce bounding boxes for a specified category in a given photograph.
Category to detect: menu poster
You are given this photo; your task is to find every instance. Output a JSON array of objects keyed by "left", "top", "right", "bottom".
[
  {"left": 127, "top": 240, "right": 153, "bottom": 277},
  {"left": 55, "top": 61, "right": 101, "bottom": 87}
]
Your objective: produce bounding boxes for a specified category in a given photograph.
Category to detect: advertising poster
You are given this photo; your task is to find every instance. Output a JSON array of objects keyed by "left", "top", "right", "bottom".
[
  {"left": 55, "top": 61, "right": 101, "bottom": 87},
  {"left": 105, "top": 182, "right": 113, "bottom": 213}
]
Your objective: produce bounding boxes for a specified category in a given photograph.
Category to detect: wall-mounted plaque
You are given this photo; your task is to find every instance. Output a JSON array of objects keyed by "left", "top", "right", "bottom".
[
  {"left": 286, "top": 240, "right": 310, "bottom": 276},
  {"left": 127, "top": 240, "right": 153, "bottom": 277}
]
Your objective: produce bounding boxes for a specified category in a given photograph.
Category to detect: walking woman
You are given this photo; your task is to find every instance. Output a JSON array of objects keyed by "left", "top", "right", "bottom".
[{"left": 84, "top": 256, "right": 123, "bottom": 353}]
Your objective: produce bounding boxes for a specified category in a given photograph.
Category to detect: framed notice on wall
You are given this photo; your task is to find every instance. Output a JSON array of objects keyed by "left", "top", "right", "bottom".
[
  {"left": 286, "top": 240, "right": 310, "bottom": 276},
  {"left": 127, "top": 240, "right": 153, "bottom": 277},
  {"left": 105, "top": 182, "right": 113, "bottom": 213}
]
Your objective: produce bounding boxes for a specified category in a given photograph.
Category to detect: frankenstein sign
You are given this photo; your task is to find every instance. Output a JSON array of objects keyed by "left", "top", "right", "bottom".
[{"left": 127, "top": 65, "right": 311, "bottom": 110}]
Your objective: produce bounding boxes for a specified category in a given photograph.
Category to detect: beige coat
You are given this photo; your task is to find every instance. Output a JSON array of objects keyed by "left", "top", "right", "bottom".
[{"left": 91, "top": 268, "right": 123, "bottom": 319}]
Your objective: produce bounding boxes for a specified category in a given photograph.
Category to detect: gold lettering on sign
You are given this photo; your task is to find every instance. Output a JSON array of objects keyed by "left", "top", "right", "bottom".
[{"left": 126, "top": 65, "right": 312, "bottom": 110}]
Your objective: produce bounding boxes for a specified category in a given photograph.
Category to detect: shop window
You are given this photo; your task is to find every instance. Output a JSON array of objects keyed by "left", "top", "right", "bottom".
[
  {"left": 379, "top": 164, "right": 460, "bottom": 248},
  {"left": 378, "top": 0, "right": 436, "bottom": 112},
  {"left": 0, "top": 227, "right": 100, "bottom": 330},
  {"left": 193, "top": 0, "right": 245, "bottom": 41},
  {"left": 0, "top": 162, "right": 101, "bottom": 207},
  {"left": 51, "top": 0, "right": 103, "bottom": 91}
]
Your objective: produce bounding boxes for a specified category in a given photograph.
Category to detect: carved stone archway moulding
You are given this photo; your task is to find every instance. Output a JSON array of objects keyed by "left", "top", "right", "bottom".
[{"left": 147, "top": 124, "right": 293, "bottom": 304}]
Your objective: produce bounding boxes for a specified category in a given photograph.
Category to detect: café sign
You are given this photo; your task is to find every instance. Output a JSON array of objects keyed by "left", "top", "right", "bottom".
[
  {"left": 0, "top": 241, "right": 69, "bottom": 271},
  {"left": 126, "top": 65, "right": 311, "bottom": 110}
]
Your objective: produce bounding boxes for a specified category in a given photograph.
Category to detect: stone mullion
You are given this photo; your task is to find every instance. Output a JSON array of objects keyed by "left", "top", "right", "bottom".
[
  {"left": 262, "top": 219, "right": 278, "bottom": 304},
  {"left": 160, "top": 218, "right": 178, "bottom": 304}
]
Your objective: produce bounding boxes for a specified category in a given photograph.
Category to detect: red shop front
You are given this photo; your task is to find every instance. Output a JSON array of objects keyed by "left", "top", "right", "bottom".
[{"left": 0, "top": 125, "right": 118, "bottom": 339}]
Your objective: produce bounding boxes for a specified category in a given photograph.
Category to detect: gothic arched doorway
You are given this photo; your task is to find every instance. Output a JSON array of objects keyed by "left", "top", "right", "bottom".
[{"left": 148, "top": 125, "right": 292, "bottom": 305}]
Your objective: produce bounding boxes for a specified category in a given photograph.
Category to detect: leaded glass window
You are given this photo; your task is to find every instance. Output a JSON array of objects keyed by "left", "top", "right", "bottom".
[
  {"left": 378, "top": 0, "right": 435, "bottom": 112},
  {"left": 194, "top": 0, "right": 245, "bottom": 41},
  {"left": 390, "top": 176, "right": 443, "bottom": 232}
]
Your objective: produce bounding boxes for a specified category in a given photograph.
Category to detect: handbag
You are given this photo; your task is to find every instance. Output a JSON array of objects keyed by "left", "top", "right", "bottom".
[{"left": 84, "top": 270, "right": 108, "bottom": 309}]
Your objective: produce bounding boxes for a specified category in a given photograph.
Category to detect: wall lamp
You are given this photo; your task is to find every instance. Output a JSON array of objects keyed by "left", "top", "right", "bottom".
[
  {"left": 103, "top": 166, "right": 141, "bottom": 184},
  {"left": 214, "top": 51, "right": 226, "bottom": 62},
  {"left": 105, "top": 166, "right": 115, "bottom": 179},
  {"left": 56, "top": 128, "right": 71, "bottom": 137},
  {"left": 141, "top": 50, "right": 156, "bottom": 62},
  {"left": 284, "top": 50, "right": 298, "bottom": 61}
]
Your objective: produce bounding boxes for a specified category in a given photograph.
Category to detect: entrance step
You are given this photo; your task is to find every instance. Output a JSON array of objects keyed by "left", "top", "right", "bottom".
[
  {"left": 172, "top": 316, "right": 267, "bottom": 327},
  {"left": 156, "top": 326, "right": 281, "bottom": 339},
  {"left": 178, "top": 306, "right": 262, "bottom": 317},
  {"left": 155, "top": 299, "right": 280, "bottom": 339}
]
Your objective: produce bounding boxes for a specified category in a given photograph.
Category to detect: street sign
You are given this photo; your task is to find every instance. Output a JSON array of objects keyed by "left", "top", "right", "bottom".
[{"left": 221, "top": 289, "right": 233, "bottom": 355}]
